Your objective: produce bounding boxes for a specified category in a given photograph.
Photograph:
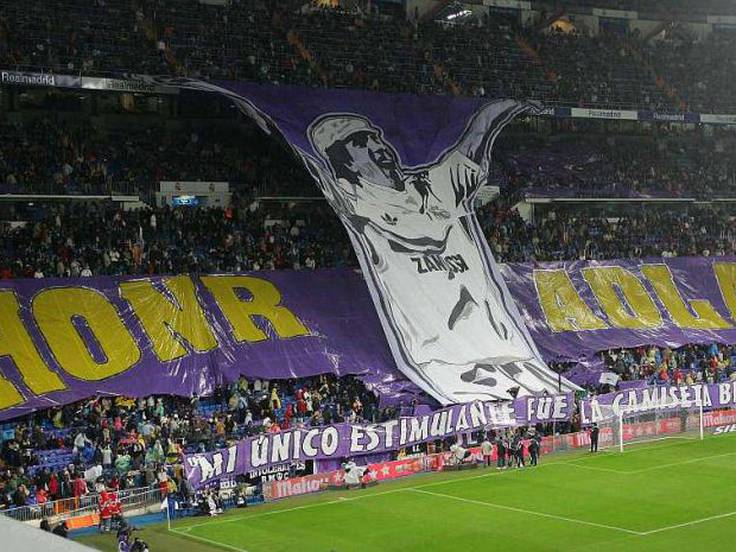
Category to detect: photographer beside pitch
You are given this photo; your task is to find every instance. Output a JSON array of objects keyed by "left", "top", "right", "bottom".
[
  {"left": 527, "top": 430, "right": 541, "bottom": 466},
  {"left": 590, "top": 423, "right": 600, "bottom": 453}
]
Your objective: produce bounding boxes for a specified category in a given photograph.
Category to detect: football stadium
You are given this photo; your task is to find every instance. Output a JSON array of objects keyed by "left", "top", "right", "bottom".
[{"left": 2, "top": 1, "right": 736, "bottom": 551}]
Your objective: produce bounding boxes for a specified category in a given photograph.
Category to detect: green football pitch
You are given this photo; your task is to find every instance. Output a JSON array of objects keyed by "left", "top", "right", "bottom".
[{"left": 79, "top": 432, "right": 736, "bottom": 552}]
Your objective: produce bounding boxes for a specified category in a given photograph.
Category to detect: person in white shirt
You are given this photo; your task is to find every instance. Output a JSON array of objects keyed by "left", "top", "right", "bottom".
[
  {"left": 449, "top": 439, "right": 471, "bottom": 465},
  {"left": 84, "top": 464, "right": 103, "bottom": 485},
  {"left": 480, "top": 436, "right": 494, "bottom": 468},
  {"left": 101, "top": 445, "right": 113, "bottom": 468},
  {"left": 73, "top": 431, "right": 92, "bottom": 457},
  {"left": 343, "top": 460, "right": 368, "bottom": 488}
]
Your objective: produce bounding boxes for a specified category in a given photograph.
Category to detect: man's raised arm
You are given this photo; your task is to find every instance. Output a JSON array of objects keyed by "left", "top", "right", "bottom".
[{"left": 454, "top": 99, "right": 541, "bottom": 171}]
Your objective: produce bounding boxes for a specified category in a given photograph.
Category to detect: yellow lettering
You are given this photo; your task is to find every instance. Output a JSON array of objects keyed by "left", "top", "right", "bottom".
[
  {"left": 642, "top": 264, "right": 732, "bottom": 329},
  {"left": 200, "top": 276, "right": 309, "bottom": 342},
  {"left": 33, "top": 288, "right": 141, "bottom": 380},
  {"left": 120, "top": 276, "right": 217, "bottom": 362},
  {"left": 0, "top": 290, "right": 67, "bottom": 409},
  {"left": 582, "top": 266, "right": 662, "bottom": 329},
  {"left": 714, "top": 262, "right": 736, "bottom": 322},
  {"left": 532, "top": 270, "right": 608, "bottom": 332}
]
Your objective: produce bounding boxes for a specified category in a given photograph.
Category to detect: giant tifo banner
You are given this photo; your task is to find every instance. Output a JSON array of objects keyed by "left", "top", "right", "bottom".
[
  {"left": 0, "top": 269, "right": 411, "bottom": 421},
  {"left": 184, "top": 394, "right": 573, "bottom": 488},
  {"left": 502, "top": 257, "right": 736, "bottom": 362},
  {"left": 149, "top": 78, "right": 576, "bottom": 404},
  {"left": 579, "top": 382, "right": 736, "bottom": 423}
]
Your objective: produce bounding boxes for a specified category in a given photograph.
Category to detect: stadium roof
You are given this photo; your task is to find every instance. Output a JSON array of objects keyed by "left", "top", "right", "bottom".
[{"left": 0, "top": 515, "right": 97, "bottom": 552}]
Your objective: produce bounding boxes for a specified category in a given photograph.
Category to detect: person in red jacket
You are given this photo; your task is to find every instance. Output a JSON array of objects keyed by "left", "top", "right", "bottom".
[
  {"left": 673, "top": 368, "right": 683, "bottom": 385},
  {"left": 108, "top": 491, "right": 123, "bottom": 530},
  {"left": 99, "top": 489, "right": 112, "bottom": 532},
  {"left": 72, "top": 474, "right": 88, "bottom": 498},
  {"left": 48, "top": 472, "right": 60, "bottom": 500}
]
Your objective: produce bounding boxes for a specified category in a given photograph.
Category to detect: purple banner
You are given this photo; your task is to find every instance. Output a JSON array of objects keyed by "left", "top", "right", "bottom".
[
  {"left": 0, "top": 269, "right": 414, "bottom": 421},
  {"left": 501, "top": 257, "right": 736, "bottom": 362},
  {"left": 580, "top": 382, "right": 736, "bottom": 424},
  {"left": 184, "top": 393, "right": 574, "bottom": 487},
  {"left": 147, "top": 78, "right": 576, "bottom": 404}
]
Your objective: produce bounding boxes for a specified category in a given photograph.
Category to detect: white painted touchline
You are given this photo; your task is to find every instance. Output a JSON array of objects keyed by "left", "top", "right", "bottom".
[
  {"left": 640, "top": 510, "right": 736, "bottom": 535},
  {"left": 169, "top": 443, "right": 736, "bottom": 541},
  {"left": 172, "top": 527, "right": 251, "bottom": 552},
  {"left": 408, "top": 488, "right": 644, "bottom": 536}
]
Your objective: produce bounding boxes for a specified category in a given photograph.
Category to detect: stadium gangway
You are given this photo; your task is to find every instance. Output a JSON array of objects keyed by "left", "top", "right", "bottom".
[
  {"left": 0, "top": 485, "right": 160, "bottom": 524},
  {"left": 47, "top": 486, "right": 166, "bottom": 531}
]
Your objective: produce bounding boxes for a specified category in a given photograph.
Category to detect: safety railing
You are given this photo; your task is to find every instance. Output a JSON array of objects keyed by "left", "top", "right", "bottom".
[{"left": 0, "top": 485, "right": 160, "bottom": 524}]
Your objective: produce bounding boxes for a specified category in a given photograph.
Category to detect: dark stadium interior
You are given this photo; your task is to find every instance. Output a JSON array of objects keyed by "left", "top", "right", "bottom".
[{"left": 2, "top": 1, "right": 736, "bottom": 551}]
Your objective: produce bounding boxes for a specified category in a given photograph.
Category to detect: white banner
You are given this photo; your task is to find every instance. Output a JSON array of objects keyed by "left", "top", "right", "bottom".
[
  {"left": 570, "top": 107, "right": 639, "bottom": 121},
  {"left": 483, "top": 0, "right": 531, "bottom": 9},
  {"left": 707, "top": 15, "right": 736, "bottom": 24},
  {"left": 599, "top": 371, "right": 620, "bottom": 386},
  {"left": 303, "top": 101, "right": 577, "bottom": 404},
  {"left": 592, "top": 8, "right": 637, "bottom": 19},
  {"left": 700, "top": 113, "right": 736, "bottom": 125}
]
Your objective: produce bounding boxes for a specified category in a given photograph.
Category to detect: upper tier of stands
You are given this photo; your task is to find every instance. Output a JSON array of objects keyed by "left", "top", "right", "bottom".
[{"left": 3, "top": 1, "right": 736, "bottom": 111}]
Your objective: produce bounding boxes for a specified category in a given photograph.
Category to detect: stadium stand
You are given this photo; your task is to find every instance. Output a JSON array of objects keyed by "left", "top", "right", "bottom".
[
  {"left": 1, "top": 374, "right": 382, "bottom": 510},
  {"left": 1, "top": 1, "right": 736, "bottom": 111},
  {"left": 3, "top": 1, "right": 736, "bottom": 548}
]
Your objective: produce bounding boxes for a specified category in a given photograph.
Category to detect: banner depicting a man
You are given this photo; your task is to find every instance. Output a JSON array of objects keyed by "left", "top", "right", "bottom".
[
  {"left": 303, "top": 100, "right": 575, "bottom": 403},
  {"left": 142, "top": 78, "right": 576, "bottom": 405}
]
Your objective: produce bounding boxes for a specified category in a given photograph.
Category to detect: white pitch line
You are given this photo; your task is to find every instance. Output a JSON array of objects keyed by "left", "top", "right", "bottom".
[
  {"left": 176, "top": 487, "right": 410, "bottom": 531},
  {"left": 622, "top": 436, "right": 694, "bottom": 448},
  {"left": 171, "top": 527, "right": 250, "bottom": 552},
  {"left": 408, "top": 488, "right": 643, "bottom": 535},
  {"left": 560, "top": 450, "right": 736, "bottom": 476},
  {"left": 170, "top": 444, "right": 736, "bottom": 538},
  {"left": 558, "top": 463, "right": 627, "bottom": 474},
  {"left": 173, "top": 460, "right": 629, "bottom": 533},
  {"left": 177, "top": 466, "right": 537, "bottom": 532},
  {"left": 641, "top": 510, "right": 736, "bottom": 535},
  {"left": 629, "top": 450, "right": 736, "bottom": 474}
]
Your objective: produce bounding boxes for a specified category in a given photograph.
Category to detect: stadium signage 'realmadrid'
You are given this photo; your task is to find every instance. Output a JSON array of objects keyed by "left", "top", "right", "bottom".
[
  {"left": 0, "top": 69, "right": 178, "bottom": 94},
  {"left": 0, "top": 70, "right": 80, "bottom": 88}
]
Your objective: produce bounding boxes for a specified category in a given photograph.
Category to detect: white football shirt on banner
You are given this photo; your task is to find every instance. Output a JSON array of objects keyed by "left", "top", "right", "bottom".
[
  {"left": 157, "top": 79, "right": 577, "bottom": 405},
  {"left": 305, "top": 101, "right": 573, "bottom": 404}
]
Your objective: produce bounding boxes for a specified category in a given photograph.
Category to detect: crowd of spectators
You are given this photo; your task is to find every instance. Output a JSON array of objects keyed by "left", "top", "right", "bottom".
[
  {"left": 0, "top": 198, "right": 353, "bottom": 279},
  {"left": 6, "top": 198, "right": 736, "bottom": 279},
  {"left": 6, "top": 0, "right": 736, "bottom": 527},
  {"left": 2, "top": 192, "right": 735, "bottom": 280},
  {"left": 496, "top": 131, "right": 736, "bottom": 199},
  {"left": 562, "top": 342, "right": 736, "bottom": 396},
  {"left": 3, "top": 2, "right": 736, "bottom": 545},
  {"left": 647, "top": 26, "right": 736, "bottom": 113},
  {"left": 600, "top": 343, "right": 736, "bottom": 386},
  {"left": 0, "top": 117, "right": 313, "bottom": 197},
  {"left": 531, "top": 26, "right": 669, "bottom": 111},
  {"left": 0, "top": 373, "right": 384, "bottom": 510},
  {"left": 3, "top": 108, "right": 736, "bottom": 200},
  {"left": 480, "top": 203, "right": 736, "bottom": 263},
  {"left": 5, "top": 1, "right": 736, "bottom": 113}
]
